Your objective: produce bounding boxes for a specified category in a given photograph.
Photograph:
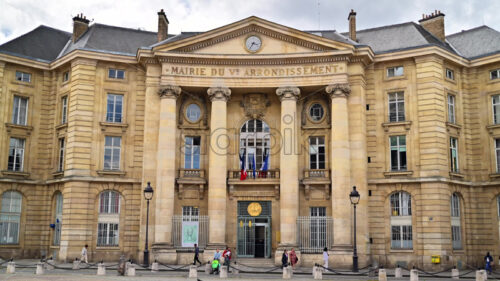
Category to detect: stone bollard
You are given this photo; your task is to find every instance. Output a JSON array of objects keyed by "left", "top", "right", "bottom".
[
  {"left": 410, "top": 269, "right": 419, "bottom": 281},
  {"left": 313, "top": 266, "right": 323, "bottom": 280},
  {"left": 283, "top": 266, "right": 292, "bottom": 279},
  {"left": 395, "top": 267, "right": 402, "bottom": 278},
  {"left": 73, "top": 260, "right": 80, "bottom": 270},
  {"left": 124, "top": 262, "right": 131, "bottom": 276},
  {"left": 36, "top": 262, "right": 45, "bottom": 275},
  {"left": 127, "top": 263, "right": 136, "bottom": 276},
  {"left": 97, "top": 263, "right": 106, "bottom": 276},
  {"left": 6, "top": 261, "right": 15, "bottom": 274},
  {"left": 151, "top": 262, "right": 159, "bottom": 272},
  {"left": 452, "top": 268, "right": 459, "bottom": 279},
  {"left": 189, "top": 265, "right": 198, "bottom": 278},
  {"left": 205, "top": 263, "right": 211, "bottom": 274},
  {"left": 378, "top": 268, "right": 387, "bottom": 281},
  {"left": 476, "top": 270, "right": 486, "bottom": 281},
  {"left": 220, "top": 265, "right": 228, "bottom": 278}
]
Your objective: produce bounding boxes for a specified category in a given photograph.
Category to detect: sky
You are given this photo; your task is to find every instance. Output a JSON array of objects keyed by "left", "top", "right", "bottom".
[{"left": 1, "top": 0, "right": 499, "bottom": 45}]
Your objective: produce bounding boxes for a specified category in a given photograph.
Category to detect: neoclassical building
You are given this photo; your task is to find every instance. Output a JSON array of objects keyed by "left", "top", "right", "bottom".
[{"left": 1, "top": 8, "right": 500, "bottom": 269}]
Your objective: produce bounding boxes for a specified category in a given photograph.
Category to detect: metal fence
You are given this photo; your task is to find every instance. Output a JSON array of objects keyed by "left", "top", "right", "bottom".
[
  {"left": 297, "top": 216, "right": 333, "bottom": 253},
  {"left": 172, "top": 215, "right": 209, "bottom": 249}
]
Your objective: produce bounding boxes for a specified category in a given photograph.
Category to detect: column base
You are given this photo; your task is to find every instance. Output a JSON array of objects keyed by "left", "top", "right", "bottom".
[{"left": 152, "top": 243, "right": 177, "bottom": 264}]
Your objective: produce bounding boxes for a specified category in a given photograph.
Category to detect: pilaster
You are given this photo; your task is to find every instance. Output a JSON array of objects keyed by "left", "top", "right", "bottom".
[
  {"left": 276, "top": 86, "right": 300, "bottom": 250},
  {"left": 207, "top": 87, "right": 231, "bottom": 249}
]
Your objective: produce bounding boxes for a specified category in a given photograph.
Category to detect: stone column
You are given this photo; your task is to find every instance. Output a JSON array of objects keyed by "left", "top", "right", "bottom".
[
  {"left": 276, "top": 87, "right": 300, "bottom": 250},
  {"left": 207, "top": 87, "right": 231, "bottom": 250},
  {"left": 326, "top": 84, "right": 352, "bottom": 253},
  {"left": 154, "top": 85, "right": 181, "bottom": 245}
]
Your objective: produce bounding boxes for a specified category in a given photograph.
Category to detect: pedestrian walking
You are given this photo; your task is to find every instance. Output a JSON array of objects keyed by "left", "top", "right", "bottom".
[
  {"left": 193, "top": 244, "right": 202, "bottom": 265},
  {"left": 485, "top": 252, "right": 493, "bottom": 274},
  {"left": 323, "top": 247, "right": 329, "bottom": 271},
  {"left": 289, "top": 248, "right": 298, "bottom": 269},
  {"left": 81, "top": 244, "right": 88, "bottom": 263},
  {"left": 282, "top": 249, "right": 288, "bottom": 268}
]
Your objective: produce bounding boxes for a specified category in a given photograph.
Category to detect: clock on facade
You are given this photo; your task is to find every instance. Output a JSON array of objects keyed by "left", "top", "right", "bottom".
[{"left": 245, "top": 35, "right": 262, "bottom": 52}]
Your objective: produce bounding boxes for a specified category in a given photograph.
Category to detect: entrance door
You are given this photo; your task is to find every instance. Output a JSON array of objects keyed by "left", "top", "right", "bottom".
[
  {"left": 254, "top": 225, "right": 265, "bottom": 257},
  {"left": 237, "top": 201, "right": 271, "bottom": 258},
  {"left": 237, "top": 217, "right": 255, "bottom": 257}
]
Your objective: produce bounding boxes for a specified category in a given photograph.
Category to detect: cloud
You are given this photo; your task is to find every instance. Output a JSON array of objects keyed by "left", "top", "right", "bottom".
[{"left": 0, "top": 0, "right": 499, "bottom": 45}]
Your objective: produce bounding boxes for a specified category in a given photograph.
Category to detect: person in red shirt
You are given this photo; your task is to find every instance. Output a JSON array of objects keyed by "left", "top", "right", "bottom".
[{"left": 222, "top": 247, "right": 232, "bottom": 266}]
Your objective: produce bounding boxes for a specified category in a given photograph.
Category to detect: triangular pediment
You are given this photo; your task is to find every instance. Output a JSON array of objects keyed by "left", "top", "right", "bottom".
[{"left": 153, "top": 16, "right": 354, "bottom": 55}]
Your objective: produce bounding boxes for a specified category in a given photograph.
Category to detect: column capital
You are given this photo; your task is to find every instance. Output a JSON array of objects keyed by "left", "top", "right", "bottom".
[
  {"left": 326, "top": 83, "right": 351, "bottom": 99},
  {"left": 158, "top": 85, "right": 181, "bottom": 99},
  {"left": 276, "top": 87, "right": 300, "bottom": 101},
  {"left": 207, "top": 87, "right": 231, "bottom": 102}
]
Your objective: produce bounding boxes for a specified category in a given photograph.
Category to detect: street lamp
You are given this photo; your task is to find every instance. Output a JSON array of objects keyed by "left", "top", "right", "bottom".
[
  {"left": 143, "top": 182, "right": 154, "bottom": 266},
  {"left": 349, "top": 185, "right": 360, "bottom": 272}
]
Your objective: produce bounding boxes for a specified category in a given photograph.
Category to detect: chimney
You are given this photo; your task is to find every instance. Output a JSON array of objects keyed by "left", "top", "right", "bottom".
[
  {"left": 157, "top": 9, "right": 169, "bottom": 42},
  {"left": 419, "top": 10, "right": 446, "bottom": 41},
  {"left": 72, "top": 13, "right": 90, "bottom": 43},
  {"left": 348, "top": 9, "right": 357, "bottom": 41}
]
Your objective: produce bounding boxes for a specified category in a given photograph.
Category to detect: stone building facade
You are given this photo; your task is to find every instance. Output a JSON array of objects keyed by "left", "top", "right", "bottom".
[{"left": 1, "top": 9, "right": 500, "bottom": 270}]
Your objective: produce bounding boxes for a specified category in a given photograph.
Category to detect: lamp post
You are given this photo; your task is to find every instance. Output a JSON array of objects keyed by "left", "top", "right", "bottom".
[
  {"left": 349, "top": 185, "right": 360, "bottom": 272},
  {"left": 143, "top": 182, "right": 154, "bottom": 266}
]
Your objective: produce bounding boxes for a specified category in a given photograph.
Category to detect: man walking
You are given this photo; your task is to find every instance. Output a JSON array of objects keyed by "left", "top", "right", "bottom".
[
  {"left": 81, "top": 245, "right": 88, "bottom": 263},
  {"left": 193, "top": 244, "right": 202, "bottom": 265}
]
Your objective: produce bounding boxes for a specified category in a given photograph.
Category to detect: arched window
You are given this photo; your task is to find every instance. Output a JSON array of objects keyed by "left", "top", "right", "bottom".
[
  {"left": 0, "top": 191, "right": 22, "bottom": 244},
  {"left": 451, "top": 193, "right": 462, "bottom": 250},
  {"left": 53, "top": 193, "right": 63, "bottom": 246},
  {"left": 240, "top": 119, "right": 271, "bottom": 178},
  {"left": 390, "top": 192, "right": 412, "bottom": 249},
  {"left": 97, "top": 191, "right": 120, "bottom": 246}
]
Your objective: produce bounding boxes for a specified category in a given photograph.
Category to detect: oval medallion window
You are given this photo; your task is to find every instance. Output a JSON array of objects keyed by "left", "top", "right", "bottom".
[
  {"left": 186, "top": 104, "right": 201, "bottom": 122},
  {"left": 309, "top": 103, "right": 324, "bottom": 121}
]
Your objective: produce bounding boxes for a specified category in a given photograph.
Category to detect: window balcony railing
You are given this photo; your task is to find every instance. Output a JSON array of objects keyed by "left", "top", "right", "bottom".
[
  {"left": 304, "top": 169, "right": 330, "bottom": 179},
  {"left": 179, "top": 169, "right": 205, "bottom": 178},
  {"left": 227, "top": 169, "right": 280, "bottom": 180}
]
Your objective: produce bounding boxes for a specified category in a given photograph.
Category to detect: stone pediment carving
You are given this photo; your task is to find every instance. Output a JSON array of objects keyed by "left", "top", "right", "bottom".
[
  {"left": 153, "top": 17, "right": 354, "bottom": 55},
  {"left": 240, "top": 93, "right": 271, "bottom": 119}
]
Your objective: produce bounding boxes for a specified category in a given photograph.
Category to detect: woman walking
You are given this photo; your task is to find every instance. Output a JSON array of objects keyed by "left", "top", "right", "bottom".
[
  {"left": 323, "top": 247, "right": 329, "bottom": 271},
  {"left": 289, "top": 248, "right": 298, "bottom": 270},
  {"left": 281, "top": 249, "right": 289, "bottom": 268}
]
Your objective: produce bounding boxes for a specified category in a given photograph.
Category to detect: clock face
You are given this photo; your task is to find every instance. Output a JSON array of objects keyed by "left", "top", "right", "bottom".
[{"left": 245, "top": 36, "right": 262, "bottom": 52}]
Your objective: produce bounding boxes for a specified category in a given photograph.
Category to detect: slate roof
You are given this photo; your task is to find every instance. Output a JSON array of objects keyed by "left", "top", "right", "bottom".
[
  {"left": 58, "top": 24, "right": 158, "bottom": 57},
  {"left": 0, "top": 25, "right": 71, "bottom": 62},
  {"left": 446, "top": 26, "right": 500, "bottom": 59},
  {"left": 1, "top": 20, "right": 499, "bottom": 62}
]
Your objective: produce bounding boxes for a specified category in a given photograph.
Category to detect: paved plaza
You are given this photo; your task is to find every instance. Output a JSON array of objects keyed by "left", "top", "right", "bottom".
[{"left": 0, "top": 260, "right": 493, "bottom": 281}]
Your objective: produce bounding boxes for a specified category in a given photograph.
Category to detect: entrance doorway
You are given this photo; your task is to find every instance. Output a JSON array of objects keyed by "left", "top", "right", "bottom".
[{"left": 237, "top": 201, "right": 271, "bottom": 258}]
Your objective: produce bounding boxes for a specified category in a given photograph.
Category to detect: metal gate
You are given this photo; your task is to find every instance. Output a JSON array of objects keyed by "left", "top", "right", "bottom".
[{"left": 236, "top": 201, "right": 271, "bottom": 258}]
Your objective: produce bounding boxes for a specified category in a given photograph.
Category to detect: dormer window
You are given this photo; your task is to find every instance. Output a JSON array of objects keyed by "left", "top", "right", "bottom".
[
  {"left": 491, "top": 69, "right": 500, "bottom": 80},
  {"left": 446, "top": 68, "right": 455, "bottom": 80},
  {"left": 62, "top": 71, "right": 70, "bottom": 82},
  {"left": 108, "top": 69, "right": 125, "bottom": 79},
  {"left": 15, "top": 71, "right": 31, "bottom": 82},
  {"left": 387, "top": 66, "right": 404, "bottom": 77}
]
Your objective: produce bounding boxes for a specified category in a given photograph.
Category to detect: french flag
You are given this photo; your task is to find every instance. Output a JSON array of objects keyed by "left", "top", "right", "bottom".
[
  {"left": 239, "top": 149, "right": 247, "bottom": 180},
  {"left": 260, "top": 149, "right": 269, "bottom": 178}
]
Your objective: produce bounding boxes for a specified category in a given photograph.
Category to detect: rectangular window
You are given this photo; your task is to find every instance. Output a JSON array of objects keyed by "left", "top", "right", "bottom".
[
  {"left": 491, "top": 69, "right": 500, "bottom": 80},
  {"left": 388, "top": 92, "right": 405, "bottom": 122},
  {"left": 309, "top": 136, "right": 325, "bottom": 169},
  {"left": 184, "top": 136, "right": 201, "bottom": 169},
  {"left": 493, "top": 95, "right": 500, "bottom": 124},
  {"left": 61, "top": 96, "right": 68, "bottom": 124},
  {"left": 182, "top": 206, "right": 199, "bottom": 222},
  {"left": 15, "top": 71, "right": 31, "bottom": 82},
  {"left": 97, "top": 223, "right": 119, "bottom": 246},
  {"left": 58, "top": 138, "right": 65, "bottom": 171},
  {"left": 446, "top": 68, "right": 455, "bottom": 80},
  {"left": 387, "top": 66, "right": 404, "bottom": 77},
  {"left": 108, "top": 69, "right": 125, "bottom": 79},
  {"left": 8, "top": 138, "right": 25, "bottom": 172},
  {"left": 104, "top": 136, "right": 121, "bottom": 170},
  {"left": 62, "top": 71, "right": 69, "bottom": 82},
  {"left": 106, "top": 94, "right": 123, "bottom": 123},
  {"left": 448, "top": 95, "right": 456, "bottom": 124},
  {"left": 450, "top": 137, "right": 459, "bottom": 173},
  {"left": 496, "top": 139, "right": 500, "bottom": 173},
  {"left": 391, "top": 225, "right": 413, "bottom": 249},
  {"left": 12, "top": 96, "right": 28, "bottom": 125},
  {"left": 310, "top": 207, "right": 327, "bottom": 249},
  {"left": 390, "top": 136, "right": 407, "bottom": 171}
]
